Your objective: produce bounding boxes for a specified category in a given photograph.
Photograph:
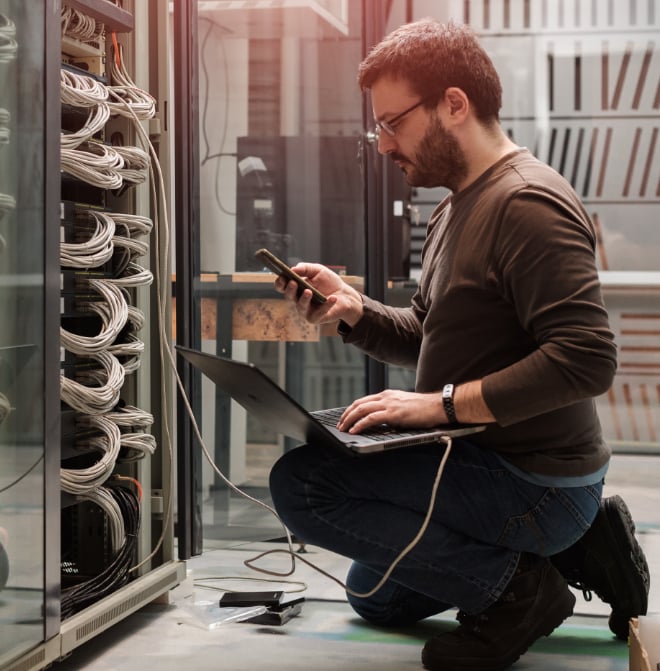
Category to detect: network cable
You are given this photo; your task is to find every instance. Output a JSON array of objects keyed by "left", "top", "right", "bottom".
[
  {"left": 0, "top": 13, "right": 17, "bottom": 63},
  {"left": 0, "top": 108, "right": 9, "bottom": 145},
  {"left": 61, "top": 414, "right": 122, "bottom": 494}
]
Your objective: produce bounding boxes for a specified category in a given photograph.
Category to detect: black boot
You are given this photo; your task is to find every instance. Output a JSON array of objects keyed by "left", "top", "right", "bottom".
[
  {"left": 551, "top": 494, "right": 650, "bottom": 640},
  {"left": 421, "top": 556, "right": 575, "bottom": 671}
]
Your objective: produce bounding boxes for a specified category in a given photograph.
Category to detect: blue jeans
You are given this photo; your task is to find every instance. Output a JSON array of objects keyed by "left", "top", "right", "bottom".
[{"left": 269, "top": 439, "right": 602, "bottom": 625}]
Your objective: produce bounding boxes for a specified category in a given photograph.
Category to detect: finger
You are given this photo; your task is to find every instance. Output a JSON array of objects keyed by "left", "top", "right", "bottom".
[
  {"left": 345, "top": 409, "right": 389, "bottom": 434},
  {"left": 338, "top": 399, "right": 380, "bottom": 432}
]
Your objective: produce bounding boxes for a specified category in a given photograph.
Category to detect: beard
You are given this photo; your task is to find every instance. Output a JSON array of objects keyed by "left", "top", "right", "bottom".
[{"left": 392, "top": 116, "right": 468, "bottom": 191}]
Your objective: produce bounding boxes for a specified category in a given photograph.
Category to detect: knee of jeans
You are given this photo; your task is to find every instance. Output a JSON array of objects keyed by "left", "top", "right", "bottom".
[
  {"left": 346, "top": 590, "right": 399, "bottom": 626},
  {"left": 268, "top": 447, "right": 316, "bottom": 530},
  {"left": 345, "top": 563, "right": 401, "bottom": 627}
]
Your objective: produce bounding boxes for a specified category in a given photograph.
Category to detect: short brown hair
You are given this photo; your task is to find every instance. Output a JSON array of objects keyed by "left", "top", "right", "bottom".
[{"left": 358, "top": 19, "right": 502, "bottom": 124}]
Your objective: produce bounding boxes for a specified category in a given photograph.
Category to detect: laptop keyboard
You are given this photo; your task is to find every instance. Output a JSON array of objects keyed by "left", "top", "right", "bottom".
[{"left": 311, "top": 406, "right": 426, "bottom": 442}]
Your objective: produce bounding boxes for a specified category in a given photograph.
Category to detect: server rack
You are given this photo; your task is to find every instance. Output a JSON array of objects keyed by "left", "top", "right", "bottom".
[{"left": 0, "top": 2, "right": 184, "bottom": 670}]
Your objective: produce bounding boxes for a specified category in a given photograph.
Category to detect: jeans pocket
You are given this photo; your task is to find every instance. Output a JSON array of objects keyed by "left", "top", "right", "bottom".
[{"left": 497, "top": 483, "right": 602, "bottom": 557}]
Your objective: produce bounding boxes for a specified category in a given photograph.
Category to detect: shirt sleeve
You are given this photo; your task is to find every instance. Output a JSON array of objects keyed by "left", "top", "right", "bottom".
[
  {"left": 481, "top": 190, "right": 617, "bottom": 426},
  {"left": 340, "top": 295, "right": 424, "bottom": 369}
]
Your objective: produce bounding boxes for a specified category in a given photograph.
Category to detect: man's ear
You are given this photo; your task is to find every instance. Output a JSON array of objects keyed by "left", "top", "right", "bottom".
[{"left": 443, "top": 86, "right": 469, "bottom": 119}]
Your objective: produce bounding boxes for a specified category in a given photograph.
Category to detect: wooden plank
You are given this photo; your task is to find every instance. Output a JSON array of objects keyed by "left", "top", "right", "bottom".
[{"left": 232, "top": 299, "right": 319, "bottom": 341}]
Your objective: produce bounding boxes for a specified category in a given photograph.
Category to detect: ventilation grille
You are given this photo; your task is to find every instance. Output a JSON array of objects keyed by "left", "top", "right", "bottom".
[
  {"left": 73, "top": 572, "right": 178, "bottom": 643},
  {"left": 4, "top": 647, "right": 47, "bottom": 671}
]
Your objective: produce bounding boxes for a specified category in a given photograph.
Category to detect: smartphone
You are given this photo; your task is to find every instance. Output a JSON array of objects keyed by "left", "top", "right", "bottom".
[{"left": 255, "top": 248, "right": 327, "bottom": 304}]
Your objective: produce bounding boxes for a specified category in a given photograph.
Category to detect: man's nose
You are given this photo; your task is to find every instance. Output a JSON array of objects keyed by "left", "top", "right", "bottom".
[{"left": 377, "top": 132, "right": 396, "bottom": 155}]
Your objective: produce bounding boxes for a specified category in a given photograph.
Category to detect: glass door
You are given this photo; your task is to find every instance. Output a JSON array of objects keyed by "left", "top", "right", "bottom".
[
  {"left": 174, "top": 0, "right": 384, "bottom": 552},
  {"left": 0, "top": 0, "right": 60, "bottom": 664}
]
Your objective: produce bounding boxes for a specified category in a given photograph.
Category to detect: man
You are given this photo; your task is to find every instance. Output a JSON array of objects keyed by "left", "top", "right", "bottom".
[{"left": 268, "top": 19, "right": 649, "bottom": 670}]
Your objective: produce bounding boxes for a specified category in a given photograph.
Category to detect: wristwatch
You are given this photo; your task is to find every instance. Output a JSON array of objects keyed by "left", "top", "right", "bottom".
[{"left": 442, "top": 383, "right": 457, "bottom": 424}]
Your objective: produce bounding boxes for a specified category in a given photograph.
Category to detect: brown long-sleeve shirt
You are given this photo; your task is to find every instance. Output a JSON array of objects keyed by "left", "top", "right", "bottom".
[{"left": 344, "top": 148, "right": 617, "bottom": 476}]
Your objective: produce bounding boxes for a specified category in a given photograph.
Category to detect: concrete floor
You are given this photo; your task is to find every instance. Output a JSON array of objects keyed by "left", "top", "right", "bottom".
[{"left": 47, "top": 453, "right": 660, "bottom": 671}]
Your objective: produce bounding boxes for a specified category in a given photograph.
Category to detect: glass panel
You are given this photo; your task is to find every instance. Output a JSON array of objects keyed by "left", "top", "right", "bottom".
[
  {"left": 195, "top": 2, "right": 366, "bottom": 540},
  {"left": 0, "top": 0, "right": 47, "bottom": 663}
]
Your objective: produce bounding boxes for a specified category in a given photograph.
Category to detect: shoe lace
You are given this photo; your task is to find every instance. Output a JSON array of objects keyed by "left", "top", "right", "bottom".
[{"left": 560, "top": 570, "right": 594, "bottom": 603}]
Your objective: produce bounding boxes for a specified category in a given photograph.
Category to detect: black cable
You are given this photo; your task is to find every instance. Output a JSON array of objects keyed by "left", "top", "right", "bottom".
[{"left": 61, "top": 484, "right": 140, "bottom": 619}]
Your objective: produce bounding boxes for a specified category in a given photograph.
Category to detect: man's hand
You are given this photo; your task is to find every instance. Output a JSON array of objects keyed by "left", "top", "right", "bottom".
[
  {"left": 337, "top": 389, "right": 447, "bottom": 434},
  {"left": 337, "top": 382, "right": 496, "bottom": 433},
  {"left": 275, "top": 262, "right": 364, "bottom": 327}
]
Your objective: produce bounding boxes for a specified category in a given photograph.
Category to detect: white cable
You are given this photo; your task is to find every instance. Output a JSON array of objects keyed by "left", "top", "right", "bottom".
[
  {"left": 61, "top": 142, "right": 124, "bottom": 189},
  {"left": 103, "top": 261, "right": 153, "bottom": 288},
  {"left": 60, "top": 69, "right": 109, "bottom": 107},
  {"left": 112, "top": 212, "right": 153, "bottom": 240},
  {"left": 114, "top": 144, "right": 149, "bottom": 184},
  {"left": 60, "top": 210, "right": 116, "bottom": 268},
  {"left": 60, "top": 351, "right": 125, "bottom": 415},
  {"left": 107, "top": 45, "right": 156, "bottom": 120},
  {"left": 61, "top": 5, "right": 103, "bottom": 43},
  {"left": 61, "top": 414, "right": 122, "bottom": 494},
  {"left": 60, "top": 278, "right": 129, "bottom": 354},
  {"left": 0, "top": 108, "right": 9, "bottom": 145},
  {"left": 0, "top": 14, "right": 17, "bottom": 63},
  {"left": 0, "top": 392, "right": 11, "bottom": 424},
  {"left": 0, "top": 193, "right": 15, "bottom": 221},
  {"left": 75, "top": 486, "right": 125, "bottom": 555},
  {"left": 60, "top": 103, "right": 111, "bottom": 150}
]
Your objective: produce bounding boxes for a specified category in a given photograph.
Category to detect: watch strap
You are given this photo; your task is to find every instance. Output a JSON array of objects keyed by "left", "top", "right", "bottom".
[{"left": 442, "top": 383, "right": 457, "bottom": 424}]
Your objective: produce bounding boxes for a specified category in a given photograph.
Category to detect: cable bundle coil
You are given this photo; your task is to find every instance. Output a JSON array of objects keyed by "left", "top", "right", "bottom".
[
  {"left": 61, "top": 4, "right": 104, "bottom": 44},
  {"left": 0, "top": 107, "right": 9, "bottom": 145},
  {"left": 61, "top": 414, "right": 122, "bottom": 494},
  {"left": 60, "top": 278, "right": 129, "bottom": 355},
  {"left": 60, "top": 350, "right": 125, "bottom": 415},
  {"left": 61, "top": 141, "right": 125, "bottom": 190},
  {"left": 0, "top": 14, "right": 17, "bottom": 63},
  {"left": 60, "top": 210, "right": 116, "bottom": 268}
]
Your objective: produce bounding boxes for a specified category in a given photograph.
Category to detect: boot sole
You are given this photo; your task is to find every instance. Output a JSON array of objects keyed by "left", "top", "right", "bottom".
[{"left": 598, "top": 496, "right": 650, "bottom": 638}]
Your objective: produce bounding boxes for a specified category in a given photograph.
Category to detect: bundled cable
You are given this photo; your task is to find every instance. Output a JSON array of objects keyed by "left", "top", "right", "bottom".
[
  {"left": 107, "top": 43, "right": 156, "bottom": 120},
  {"left": 61, "top": 278, "right": 129, "bottom": 354},
  {"left": 60, "top": 103, "right": 111, "bottom": 150},
  {"left": 61, "top": 141, "right": 124, "bottom": 189},
  {"left": 104, "top": 260, "right": 153, "bottom": 288},
  {"left": 107, "top": 405, "right": 156, "bottom": 460},
  {"left": 60, "top": 210, "right": 116, "bottom": 268},
  {"left": 114, "top": 144, "right": 149, "bottom": 184},
  {"left": 0, "top": 193, "right": 15, "bottom": 221},
  {"left": 0, "top": 13, "right": 17, "bottom": 63},
  {"left": 0, "top": 108, "right": 9, "bottom": 145},
  {"left": 107, "top": 305, "right": 145, "bottom": 374},
  {"left": 61, "top": 484, "right": 139, "bottom": 619},
  {"left": 61, "top": 414, "right": 122, "bottom": 494},
  {"left": 60, "top": 350, "right": 125, "bottom": 415},
  {"left": 60, "top": 69, "right": 108, "bottom": 107},
  {"left": 61, "top": 4, "right": 103, "bottom": 44}
]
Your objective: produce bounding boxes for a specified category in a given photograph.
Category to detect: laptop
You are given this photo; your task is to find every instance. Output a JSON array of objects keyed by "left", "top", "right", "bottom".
[{"left": 176, "top": 345, "right": 485, "bottom": 455}]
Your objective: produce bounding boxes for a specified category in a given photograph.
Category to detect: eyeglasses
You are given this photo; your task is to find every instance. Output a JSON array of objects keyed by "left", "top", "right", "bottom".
[{"left": 375, "top": 97, "right": 431, "bottom": 138}]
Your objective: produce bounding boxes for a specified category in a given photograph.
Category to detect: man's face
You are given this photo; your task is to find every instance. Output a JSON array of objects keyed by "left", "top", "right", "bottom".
[{"left": 371, "top": 77, "right": 467, "bottom": 191}]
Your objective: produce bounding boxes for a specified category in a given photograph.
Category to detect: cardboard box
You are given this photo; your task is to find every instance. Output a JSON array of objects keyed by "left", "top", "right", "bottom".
[{"left": 630, "top": 619, "right": 653, "bottom": 671}]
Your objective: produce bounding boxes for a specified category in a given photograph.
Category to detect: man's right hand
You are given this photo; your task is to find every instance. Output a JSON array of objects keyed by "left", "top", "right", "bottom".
[{"left": 274, "top": 262, "right": 364, "bottom": 327}]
